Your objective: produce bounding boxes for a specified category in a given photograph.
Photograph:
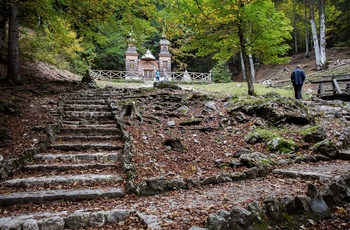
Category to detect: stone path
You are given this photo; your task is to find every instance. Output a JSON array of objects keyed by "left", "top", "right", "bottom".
[
  {"left": 1, "top": 89, "right": 127, "bottom": 207},
  {"left": 0, "top": 88, "right": 349, "bottom": 230}
]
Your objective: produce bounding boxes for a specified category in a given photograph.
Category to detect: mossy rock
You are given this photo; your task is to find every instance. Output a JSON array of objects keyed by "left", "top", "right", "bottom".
[
  {"left": 301, "top": 126, "right": 327, "bottom": 143},
  {"left": 266, "top": 137, "right": 297, "bottom": 154},
  {"left": 154, "top": 81, "right": 182, "bottom": 90},
  {"left": 244, "top": 129, "right": 279, "bottom": 144},
  {"left": 312, "top": 139, "right": 338, "bottom": 158}
]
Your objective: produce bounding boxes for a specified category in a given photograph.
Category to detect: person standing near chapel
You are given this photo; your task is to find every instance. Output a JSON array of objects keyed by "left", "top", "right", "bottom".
[{"left": 291, "top": 64, "right": 306, "bottom": 99}]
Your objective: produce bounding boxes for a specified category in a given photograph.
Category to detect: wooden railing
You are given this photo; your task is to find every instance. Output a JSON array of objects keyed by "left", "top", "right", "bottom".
[
  {"left": 311, "top": 74, "right": 350, "bottom": 100},
  {"left": 90, "top": 70, "right": 143, "bottom": 81},
  {"left": 90, "top": 69, "right": 212, "bottom": 83}
]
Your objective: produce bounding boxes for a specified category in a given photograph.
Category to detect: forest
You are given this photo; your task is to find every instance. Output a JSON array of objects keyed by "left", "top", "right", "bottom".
[{"left": 0, "top": 0, "right": 350, "bottom": 91}]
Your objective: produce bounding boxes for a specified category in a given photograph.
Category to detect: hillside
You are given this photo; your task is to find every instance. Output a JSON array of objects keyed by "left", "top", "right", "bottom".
[{"left": 0, "top": 52, "right": 349, "bottom": 229}]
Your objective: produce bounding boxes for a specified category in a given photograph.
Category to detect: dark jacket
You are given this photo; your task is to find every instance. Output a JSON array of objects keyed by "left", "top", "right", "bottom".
[{"left": 291, "top": 68, "right": 306, "bottom": 85}]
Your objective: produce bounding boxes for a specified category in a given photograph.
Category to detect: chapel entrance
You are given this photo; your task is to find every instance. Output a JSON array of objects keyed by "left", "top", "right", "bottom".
[{"left": 143, "top": 69, "right": 154, "bottom": 80}]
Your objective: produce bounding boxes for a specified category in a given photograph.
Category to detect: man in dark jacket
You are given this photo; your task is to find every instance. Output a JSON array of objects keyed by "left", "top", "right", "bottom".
[{"left": 291, "top": 65, "right": 306, "bottom": 99}]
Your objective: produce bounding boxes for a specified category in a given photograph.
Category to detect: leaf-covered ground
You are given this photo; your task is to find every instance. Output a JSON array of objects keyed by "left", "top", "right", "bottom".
[{"left": 0, "top": 60, "right": 349, "bottom": 229}]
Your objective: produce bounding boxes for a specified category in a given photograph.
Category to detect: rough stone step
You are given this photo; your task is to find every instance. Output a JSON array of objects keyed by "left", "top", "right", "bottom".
[
  {"left": 62, "top": 123, "right": 117, "bottom": 129},
  {"left": 272, "top": 169, "right": 334, "bottom": 181},
  {"left": 64, "top": 99, "right": 107, "bottom": 105},
  {"left": 56, "top": 135, "right": 119, "bottom": 142},
  {"left": 338, "top": 149, "right": 350, "bottom": 160},
  {"left": 24, "top": 163, "right": 117, "bottom": 172},
  {"left": 1, "top": 174, "right": 123, "bottom": 187},
  {"left": 33, "top": 152, "right": 119, "bottom": 162},
  {"left": 63, "top": 104, "right": 111, "bottom": 111},
  {"left": 0, "top": 187, "right": 124, "bottom": 206},
  {"left": 48, "top": 143, "right": 123, "bottom": 151},
  {"left": 59, "top": 128, "right": 119, "bottom": 136},
  {"left": 61, "top": 117, "right": 116, "bottom": 123},
  {"left": 61, "top": 120, "right": 116, "bottom": 125},
  {"left": 63, "top": 111, "right": 114, "bottom": 119}
]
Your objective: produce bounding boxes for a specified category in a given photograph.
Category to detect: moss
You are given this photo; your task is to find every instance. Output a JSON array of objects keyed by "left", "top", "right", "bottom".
[
  {"left": 267, "top": 137, "right": 297, "bottom": 154},
  {"left": 244, "top": 128, "right": 279, "bottom": 144}
]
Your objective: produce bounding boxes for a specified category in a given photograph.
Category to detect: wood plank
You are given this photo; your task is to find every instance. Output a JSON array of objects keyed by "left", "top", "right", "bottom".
[{"left": 332, "top": 78, "right": 342, "bottom": 94}]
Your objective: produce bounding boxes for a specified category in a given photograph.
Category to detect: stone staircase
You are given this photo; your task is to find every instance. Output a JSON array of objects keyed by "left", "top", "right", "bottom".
[{"left": 0, "top": 89, "right": 127, "bottom": 207}]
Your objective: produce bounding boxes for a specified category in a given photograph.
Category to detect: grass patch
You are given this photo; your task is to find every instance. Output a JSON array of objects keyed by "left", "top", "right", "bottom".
[{"left": 181, "top": 82, "right": 295, "bottom": 98}]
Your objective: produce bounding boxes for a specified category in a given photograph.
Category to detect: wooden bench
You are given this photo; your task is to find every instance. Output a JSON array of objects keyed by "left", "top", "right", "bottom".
[{"left": 310, "top": 74, "right": 350, "bottom": 99}]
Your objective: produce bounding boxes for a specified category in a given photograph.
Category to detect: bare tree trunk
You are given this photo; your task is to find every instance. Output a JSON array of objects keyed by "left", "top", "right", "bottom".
[
  {"left": 0, "top": 1, "right": 7, "bottom": 63},
  {"left": 309, "top": 0, "right": 322, "bottom": 70},
  {"left": 239, "top": 50, "right": 246, "bottom": 81},
  {"left": 7, "top": 0, "right": 21, "bottom": 85},
  {"left": 249, "top": 54, "right": 255, "bottom": 81},
  {"left": 318, "top": 0, "right": 326, "bottom": 68},
  {"left": 304, "top": 0, "right": 309, "bottom": 57}
]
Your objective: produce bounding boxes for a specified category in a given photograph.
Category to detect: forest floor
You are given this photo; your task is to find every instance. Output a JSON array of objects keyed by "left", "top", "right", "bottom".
[{"left": 0, "top": 48, "right": 350, "bottom": 229}]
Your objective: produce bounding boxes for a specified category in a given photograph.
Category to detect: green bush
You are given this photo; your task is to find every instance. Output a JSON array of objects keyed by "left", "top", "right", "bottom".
[{"left": 211, "top": 61, "right": 232, "bottom": 83}]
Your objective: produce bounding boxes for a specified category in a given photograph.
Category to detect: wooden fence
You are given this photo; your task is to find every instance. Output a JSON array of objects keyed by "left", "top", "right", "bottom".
[{"left": 90, "top": 69, "right": 212, "bottom": 83}]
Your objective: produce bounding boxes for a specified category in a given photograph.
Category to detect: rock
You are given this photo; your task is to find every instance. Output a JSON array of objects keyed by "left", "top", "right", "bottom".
[
  {"left": 22, "top": 219, "right": 39, "bottom": 230},
  {"left": 248, "top": 201, "right": 264, "bottom": 222},
  {"left": 233, "top": 148, "right": 251, "bottom": 158},
  {"left": 203, "top": 101, "right": 216, "bottom": 112},
  {"left": 176, "top": 105, "right": 189, "bottom": 114},
  {"left": 239, "top": 152, "right": 274, "bottom": 168},
  {"left": 186, "top": 177, "right": 201, "bottom": 188},
  {"left": 294, "top": 195, "right": 311, "bottom": 213},
  {"left": 146, "top": 176, "right": 168, "bottom": 191},
  {"left": 179, "top": 117, "right": 203, "bottom": 126},
  {"left": 245, "top": 167, "right": 259, "bottom": 179},
  {"left": 264, "top": 195, "right": 280, "bottom": 220},
  {"left": 188, "top": 227, "right": 208, "bottom": 230},
  {"left": 230, "top": 206, "right": 253, "bottom": 229},
  {"left": 302, "top": 126, "right": 327, "bottom": 143},
  {"left": 64, "top": 211, "right": 90, "bottom": 229},
  {"left": 281, "top": 195, "right": 295, "bottom": 213},
  {"left": 167, "top": 178, "right": 186, "bottom": 190},
  {"left": 137, "top": 212, "right": 161, "bottom": 229},
  {"left": 266, "top": 137, "right": 296, "bottom": 154},
  {"left": 106, "top": 209, "right": 131, "bottom": 223},
  {"left": 307, "top": 184, "right": 328, "bottom": 213},
  {"left": 312, "top": 139, "right": 338, "bottom": 157},
  {"left": 89, "top": 211, "right": 105, "bottom": 227},
  {"left": 206, "top": 210, "right": 231, "bottom": 230},
  {"left": 41, "top": 216, "right": 65, "bottom": 230},
  {"left": 154, "top": 81, "right": 182, "bottom": 90}
]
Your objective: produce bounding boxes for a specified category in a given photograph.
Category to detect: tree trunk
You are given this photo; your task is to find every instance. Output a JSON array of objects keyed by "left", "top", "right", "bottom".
[
  {"left": 293, "top": 0, "right": 298, "bottom": 54},
  {"left": 237, "top": 1, "right": 255, "bottom": 96},
  {"left": 249, "top": 54, "right": 255, "bottom": 81},
  {"left": 304, "top": 0, "right": 309, "bottom": 57},
  {"left": 318, "top": 0, "right": 326, "bottom": 68},
  {"left": 240, "top": 50, "right": 246, "bottom": 81},
  {"left": 309, "top": 0, "right": 322, "bottom": 70},
  {"left": 0, "top": 1, "right": 7, "bottom": 63},
  {"left": 7, "top": 0, "right": 21, "bottom": 85}
]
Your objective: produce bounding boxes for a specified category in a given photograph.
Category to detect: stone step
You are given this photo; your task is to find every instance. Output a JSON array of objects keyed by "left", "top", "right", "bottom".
[
  {"left": 56, "top": 135, "right": 119, "bottom": 142},
  {"left": 63, "top": 111, "right": 114, "bottom": 119},
  {"left": 59, "top": 127, "right": 119, "bottom": 136},
  {"left": 24, "top": 163, "right": 117, "bottom": 172},
  {"left": 33, "top": 152, "right": 119, "bottom": 162},
  {"left": 0, "top": 187, "right": 124, "bottom": 206},
  {"left": 272, "top": 169, "right": 333, "bottom": 181},
  {"left": 63, "top": 104, "right": 111, "bottom": 111},
  {"left": 61, "top": 120, "right": 116, "bottom": 125},
  {"left": 48, "top": 143, "right": 123, "bottom": 151},
  {"left": 62, "top": 123, "right": 117, "bottom": 129},
  {"left": 1, "top": 174, "right": 123, "bottom": 188},
  {"left": 338, "top": 149, "right": 350, "bottom": 160},
  {"left": 64, "top": 99, "right": 107, "bottom": 105}
]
